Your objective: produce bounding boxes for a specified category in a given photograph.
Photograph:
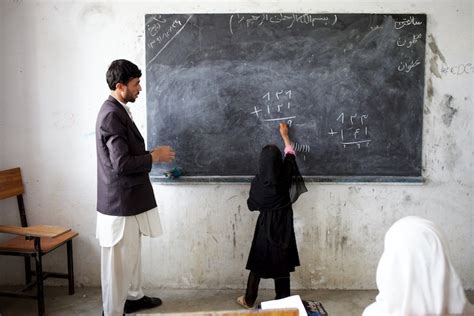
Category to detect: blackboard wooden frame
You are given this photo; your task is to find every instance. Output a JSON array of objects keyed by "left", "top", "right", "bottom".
[
  {"left": 145, "top": 13, "right": 426, "bottom": 183},
  {"left": 149, "top": 175, "right": 424, "bottom": 184}
]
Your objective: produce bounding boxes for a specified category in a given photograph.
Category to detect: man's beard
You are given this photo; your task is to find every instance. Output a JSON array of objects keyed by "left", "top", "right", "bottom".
[{"left": 125, "top": 92, "right": 138, "bottom": 103}]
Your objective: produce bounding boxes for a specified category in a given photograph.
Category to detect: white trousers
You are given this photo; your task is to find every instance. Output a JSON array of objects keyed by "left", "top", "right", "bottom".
[{"left": 101, "top": 216, "right": 144, "bottom": 316}]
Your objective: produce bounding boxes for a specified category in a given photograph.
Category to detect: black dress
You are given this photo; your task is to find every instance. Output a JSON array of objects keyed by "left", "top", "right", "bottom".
[{"left": 245, "top": 145, "right": 307, "bottom": 279}]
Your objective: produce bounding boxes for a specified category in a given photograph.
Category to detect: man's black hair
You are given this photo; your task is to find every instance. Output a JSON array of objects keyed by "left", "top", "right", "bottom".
[{"left": 106, "top": 59, "right": 142, "bottom": 90}]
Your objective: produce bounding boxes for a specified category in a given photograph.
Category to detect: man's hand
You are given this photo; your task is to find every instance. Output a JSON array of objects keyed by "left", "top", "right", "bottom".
[{"left": 151, "top": 146, "right": 176, "bottom": 163}]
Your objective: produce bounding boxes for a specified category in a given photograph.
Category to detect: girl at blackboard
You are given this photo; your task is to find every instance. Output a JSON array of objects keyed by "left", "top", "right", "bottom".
[{"left": 237, "top": 122, "right": 307, "bottom": 309}]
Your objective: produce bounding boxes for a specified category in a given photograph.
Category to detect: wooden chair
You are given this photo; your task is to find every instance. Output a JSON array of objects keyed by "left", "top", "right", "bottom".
[{"left": 0, "top": 167, "right": 79, "bottom": 316}]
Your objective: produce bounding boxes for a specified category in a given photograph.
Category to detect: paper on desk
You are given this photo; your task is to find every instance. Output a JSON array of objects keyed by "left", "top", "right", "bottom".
[{"left": 260, "top": 295, "right": 306, "bottom": 316}]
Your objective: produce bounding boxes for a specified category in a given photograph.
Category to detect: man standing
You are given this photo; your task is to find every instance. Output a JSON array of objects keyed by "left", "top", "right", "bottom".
[{"left": 96, "top": 59, "right": 175, "bottom": 316}]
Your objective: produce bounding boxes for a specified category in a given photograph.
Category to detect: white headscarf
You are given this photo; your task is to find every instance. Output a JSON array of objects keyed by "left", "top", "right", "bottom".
[{"left": 363, "top": 216, "right": 474, "bottom": 316}]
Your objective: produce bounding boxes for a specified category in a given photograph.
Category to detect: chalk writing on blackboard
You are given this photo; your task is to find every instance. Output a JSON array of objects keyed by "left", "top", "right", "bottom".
[
  {"left": 396, "top": 33, "right": 423, "bottom": 48},
  {"left": 292, "top": 142, "right": 311, "bottom": 153},
  {"left": 394, "top": 16, "right": 423, "bottom": 29},
  {"left": 147, "top": 15, "right": 167, "bottom": 37},
  {"left": 145, "top": 13, "right": 427, "bottom": 180},
  {"left": 146, "top": 15, "right": 193, "bottom": 66},
  {"left": 328, "top": 113, "right": 371, "bottom": 149},
  {"left": 292, "top": 141, "right": 311, "bottom": 162},
  {"left": 229, "top": 14, "right": 338, "bottom": 35},
  {"left": 250, "top": 89, "right": 297, "bottom": 126},
  {"left": 397, "top": 59, "right": 421, "bottom": 73},
  {"left": 394, "top": 16, "right": 424, "bottom": 74}
]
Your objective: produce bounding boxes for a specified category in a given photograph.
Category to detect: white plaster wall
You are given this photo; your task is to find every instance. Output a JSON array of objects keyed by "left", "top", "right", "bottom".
[
  {"left": 0, "top": 0, "right": 472, "bottom": 290},
  {"left": 0, "top": 2, "right": 5, "bottom": 170}
]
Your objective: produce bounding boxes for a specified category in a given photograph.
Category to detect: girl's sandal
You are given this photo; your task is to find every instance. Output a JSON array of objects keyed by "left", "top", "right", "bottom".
[{"left": 237, "top": 295, "right": 255, "bottom": 309}]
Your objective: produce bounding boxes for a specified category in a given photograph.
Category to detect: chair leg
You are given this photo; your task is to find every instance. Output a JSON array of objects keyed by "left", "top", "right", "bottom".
[
  {"left": 66, "top": 240, "right": 75, "bottom": 295},
  {"left": 34, "top": 238, "right": 45, "bottom": 316},
  {"left": 24, "top": 256, "right": 32, "bottom": 285}
]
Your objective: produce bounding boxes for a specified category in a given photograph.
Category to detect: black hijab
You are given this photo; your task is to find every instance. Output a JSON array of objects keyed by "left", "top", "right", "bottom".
[
  {"left": 248, "top": 144, "right": 307, "bottom": 211},
  {"left": 258, "top": 145, "right": 283, "bottom": 186}
]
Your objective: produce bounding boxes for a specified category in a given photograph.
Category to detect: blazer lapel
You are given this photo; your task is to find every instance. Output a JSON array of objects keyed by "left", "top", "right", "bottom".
[
  {"left": 108, "top": 96, "right": 145, "bottom": 142},
  {"left": 129, "top": 119, "right": 145, "bottom": 142}
]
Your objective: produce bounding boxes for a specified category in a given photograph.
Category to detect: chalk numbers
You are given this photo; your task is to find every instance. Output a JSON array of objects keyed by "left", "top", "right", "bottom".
[
  {"left": 250, "top": 89, "right": 296, "bottom": 123},
  {"left": 328, "top": 112, "right": 371, "bottom": 149},
  {"left": 250, "top": 90, "right": 310, "bottom": 157}
]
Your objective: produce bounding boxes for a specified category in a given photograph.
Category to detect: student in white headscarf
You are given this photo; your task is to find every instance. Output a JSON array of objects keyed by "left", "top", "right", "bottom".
[{"left": 363, "top": 216, "right": 474, "bottom": 316}]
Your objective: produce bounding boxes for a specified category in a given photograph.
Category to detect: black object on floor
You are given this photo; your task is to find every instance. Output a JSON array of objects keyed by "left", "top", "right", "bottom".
[{"left": 124, "top": 296, "right": 162, "bottom": 314}]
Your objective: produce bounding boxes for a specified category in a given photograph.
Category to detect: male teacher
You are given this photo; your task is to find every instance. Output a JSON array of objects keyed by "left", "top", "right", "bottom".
[{"left": 96, "top": 59, "right": 175, "bottom": 316}]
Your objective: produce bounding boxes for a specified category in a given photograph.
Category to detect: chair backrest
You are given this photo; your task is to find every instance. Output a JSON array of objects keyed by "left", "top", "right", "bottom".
[
  {"left": 0, "top": 168, "right": 24, "bottom": 200},
  {"left": 0, "top": 167, "right": 28, "bottom": 227}
]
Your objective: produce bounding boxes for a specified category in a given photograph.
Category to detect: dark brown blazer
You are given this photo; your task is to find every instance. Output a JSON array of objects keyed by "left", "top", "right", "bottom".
[{"left": 95, "top": 96, "right": 157, "bottom": 216}]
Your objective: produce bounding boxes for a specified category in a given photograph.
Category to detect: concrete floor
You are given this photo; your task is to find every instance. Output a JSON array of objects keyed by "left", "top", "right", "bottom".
[{"left": 0, "top": 287, "right": 473, "bottom": 316}]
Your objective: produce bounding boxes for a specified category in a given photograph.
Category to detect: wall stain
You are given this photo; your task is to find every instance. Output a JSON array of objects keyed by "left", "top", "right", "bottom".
[
  {"left": 444, "top": 134, "right": 460, "bottom": 172},
  {"left": 430, "top": 56, "right": 442, "bottom": 79},
  {"left": 440, "top": 94, "right": 457, "bottom": 127},
  {"left": 403, "top": 194, "right": 412, "bottom": 203},
  {"left": 426, "top": 78, "right": 434, "bottom": 106},
  {"left": 324, "top": 208, "right": 350, "bottom": 254},
  {"left": 348, "top": 186, "right": 360, "bottom": 194},
  {"left": 428, "top": 34, "right": 446, "bottom": 64},
  {"left": 340, "top": 235, "right": 348, "bottom": 250},
  {"left": 232, "top": 223, "right": 236, "bottom": 250},
  {"left": 427, "top": 34, "right": 446, "bottom": 80},
  {"left": 79, "top": 3, "right": 114, "bottom": 28}
]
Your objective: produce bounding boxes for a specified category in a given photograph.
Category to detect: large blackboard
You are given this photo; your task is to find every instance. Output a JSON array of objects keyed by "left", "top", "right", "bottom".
[{"left": 145, "top": 14, "right": 426, "bottom": 182}]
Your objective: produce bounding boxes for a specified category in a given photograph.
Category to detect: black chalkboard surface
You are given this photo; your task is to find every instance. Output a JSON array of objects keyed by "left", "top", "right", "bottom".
[{"left": 145, "top": 14, "right": 426, "bottom": 182}]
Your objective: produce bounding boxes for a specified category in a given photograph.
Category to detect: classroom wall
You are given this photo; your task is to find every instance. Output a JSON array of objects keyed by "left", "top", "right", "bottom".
[
  {"left": 0, "top": 4, "right": 5, "bottom": 171},
  {"left": 0, "top": 0, "right": 472, "bottom": 290}
]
